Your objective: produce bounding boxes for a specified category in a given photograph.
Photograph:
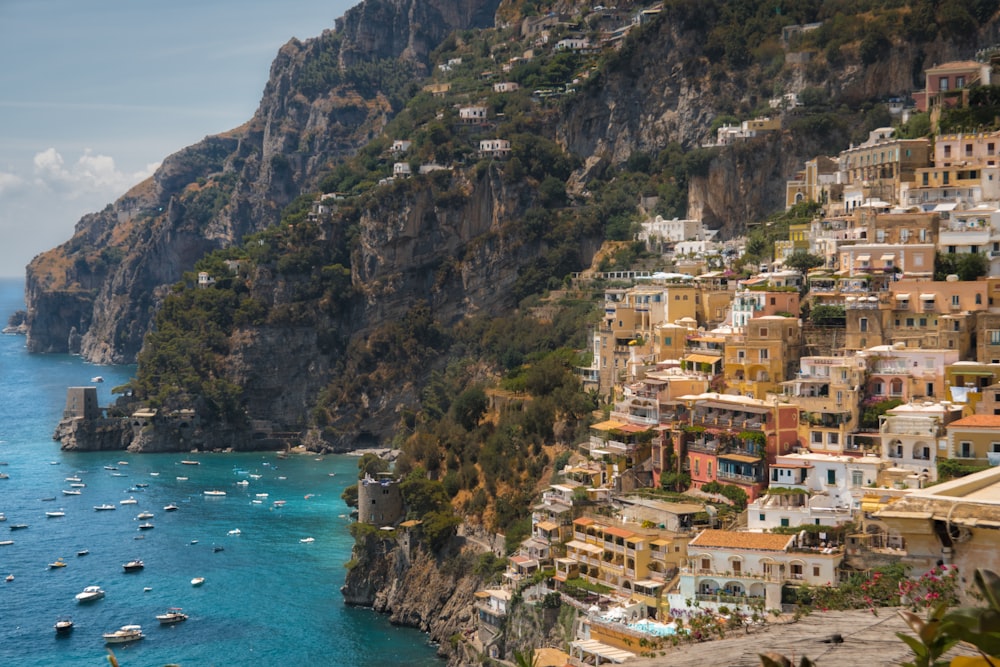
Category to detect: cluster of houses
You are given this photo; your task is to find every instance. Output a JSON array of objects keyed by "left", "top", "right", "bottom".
[{"left": 465, "top": 56, "right": 1000, "bottom": 664}]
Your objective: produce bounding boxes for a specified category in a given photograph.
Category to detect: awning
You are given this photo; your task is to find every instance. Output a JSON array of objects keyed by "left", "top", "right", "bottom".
[
  {"left": 633, "top": 579, "right": 664, "bottom": 588},
  {"left": 880, "top": 254, "right": 895, "bottom": 261},
  {"left": 856, "top": 254, "right": 871, "bottom": 261},
  {"left": 571, "top": 640, "right": 636, "bottom": 664},
  {"left": 616, "top": 423, "right": 650, "bottom": 433},
  {"left": 894, "top": 293, "right": 910, "bottom": 300},
  {"left": 920, "top": 293, "right": 936, "bottom": 299},
  {"left": 684, "top": 354, "right": 722, "bottom": 365},
  {"left": 935, "top": 202, "right": 959, "bottom": 211},
  {"left": 720, "top": 453, "right": 761, "bottom": 463},
  {"left": 565, "top": 540, "right": 602, "bottom": 555},
  {"left": 535, "top": 521, "right": 559, "bottom": 531},
  {"left": 591, "top": 420, "right": 626, "bottom": 431}
]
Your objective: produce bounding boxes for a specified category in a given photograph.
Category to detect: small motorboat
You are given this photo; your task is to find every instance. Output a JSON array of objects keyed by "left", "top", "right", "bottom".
[
  {"left": 0, "top": 540, "right": 13, "bottom": 546},
  {"left": 65, "top": 477, "right": 81, "bottom": 483},
  {"left": 103, "top": 624, "right": 144, "bottom": 644},
  {"left": 180, "top": 460, "right": 200, "bottom": 466},
  {"left": 94, "top": 504, "right": 115, "bottom": 511},
  {"left": 300, "top": 537, "right": 315, "bottom": 543},
  {"left": 103, "top": 466, "right": 117, "bottom": 471},
  {"left": 212, "top": 545, "right": 224, "bottom": 553},
  {"left": 203, "top": 490, "right": 226, "bottom": 497},
  {"left": 123, "top": 559, "right": 144, "bottom": 572},
  {"left": 156, "top": 608, "right": 188, "bottom": 624},
  {"left": 164, "top": 504, "right": 179, "bottom": 512},
  {"left": 236, "top": 480, "right": 249, "bottom": 486},
  {"left": 138, "top": 523, "right": 154, "bottom": 530},
  {"left": 143, "top": 587, "right": 152, "bottom": 592},
  {"left": 54, "top": 618, "right": 74, "bottom": 633},
  {"left": 150, "top": 472, "right": 160, "bottom": 477},
  {"left": 176, "top": 476, "right": 189, "bottom": 481},
  {"left": 10, "top": 524, "right": 28, "bottom": 530},
  {"left": 136, "top": 512, "right": 154, "bottom": 520},
  {"left": 77, "top": 550, "right": 89, "bottom": 557},
  {"left": 90, "top": 376, "right": 104, "bottom": 383},
  {"left": 0, "top": 473, "right": 9, "bottom": 480},
  {"left": 39, "top": 496, "right": 56, "bottom": 501},
  {"left": 49, "top": 558, "right": 67, "bottom": 569},
  {"left": 255, "top": 493, "right": 268, "bottom": 498},
  {"left": 46, "top": 510, "right": 66, "bottom": 518},
  {"left": 70, "top": 482, "right": 86, "bottom": 488},
  {"left": 62, "top": 489, "right": 81, "bottom": 496},
  {"left": 120, "top": 497, "right": 138, "bottom": 505},
  {"left": 0, "top": 512, "right": 5, "bottom": 521},
  {"left": 135, "top": 483, "right": 149, "bottom": 488},
  {"left": 5, "top": 574, "right": 13, "bottom": 582},
  {"left": 75, "top": 585, "right": 105, "bottom": 602},
  {"left": 191, "top": 577, "right": 205, "bottom": 586}
]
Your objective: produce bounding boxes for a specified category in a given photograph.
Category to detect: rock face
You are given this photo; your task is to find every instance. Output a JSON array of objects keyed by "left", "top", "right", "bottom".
[
  {"left": 24, "top": 0, "right": 501, "bottom": 364},
  {"left": 342, "top": 529, "right": 486, "bottom": 665}
]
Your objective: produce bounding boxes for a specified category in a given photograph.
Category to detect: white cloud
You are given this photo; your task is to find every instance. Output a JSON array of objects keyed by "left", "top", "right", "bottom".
[
  {"left": 32, "top": 148, "right": 159, "bottom": 200},
  {"left": 0, "top": 172, "right": 25, "bottom": 195}
]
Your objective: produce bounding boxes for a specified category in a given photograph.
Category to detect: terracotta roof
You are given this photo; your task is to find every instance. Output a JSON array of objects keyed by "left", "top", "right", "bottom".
[
  {"left": 948, "top": 415, "right": 1000, "bottom": 428},
  {"left": 603, "top": 526, "right": 635, "bottom": 539},
  {"left": 688, "top": 529, "right": 794, "bottom": 551},
  {"left": 574, "top": 517, "right": 595, "bottom": 526}
]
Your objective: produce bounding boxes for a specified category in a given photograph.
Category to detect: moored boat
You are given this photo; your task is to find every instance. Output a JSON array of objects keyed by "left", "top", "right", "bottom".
[
  {"left": 54, "top": 618, "right": 74, "bottom": 633},
  {"left": 156, "top": 608, "right": 188, "bottom": 624},
  {"left": 46, "top": 510, "right": 65, "bottom": 518},
  {"left": 10, "top": 524, "right": 28, "bottom": 530},
  {"left": 94, "top": 504, "right": 115, "bottom": 511},
  {"left": 102, "top": 624, "right": 144, "bottom": 644},
  {"left": 138, "top": 523, "right": 154, "bottom": 530},
  {"left": 203, "top": 490, "right": 226, "bottom": 497},
  {"left": 49, "top": 558, "right": 67, "bottom": 569},
  {"left": 164, "top": 504, "right": 179, "bottom": 511},
  {"left": 75, "top": 585, "right": 105, "bottom": 602},
  {"left": 62, "top": 489, "right": 81, "bottom": 495},
  {"left": 123, "top": 559, "right": 144, "bottom": 572},
  {"left": 191, "top": 577, "right": 205, "bottom": 586}
]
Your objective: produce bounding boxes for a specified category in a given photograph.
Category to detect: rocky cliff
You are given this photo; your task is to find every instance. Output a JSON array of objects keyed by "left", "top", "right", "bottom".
[
  {"left": 342, "top": 528, "right": 487, "bottom": 665},
  {"left": 24, "top": 0, "right": 501, "bottom": 364}
]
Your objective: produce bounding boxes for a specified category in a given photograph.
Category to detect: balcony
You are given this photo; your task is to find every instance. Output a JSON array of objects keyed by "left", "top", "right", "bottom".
[{"left": 717, "top": 470, "right": 764, "bottom": 484}]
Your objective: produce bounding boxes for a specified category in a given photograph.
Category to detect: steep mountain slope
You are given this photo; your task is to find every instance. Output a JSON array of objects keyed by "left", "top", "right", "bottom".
[{"left": 28, "top": 0, "right": 1000, "bottom": 452}]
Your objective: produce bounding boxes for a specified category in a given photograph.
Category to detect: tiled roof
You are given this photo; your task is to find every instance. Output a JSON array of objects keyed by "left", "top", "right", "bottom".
[
  {"left": 688, "top": 529, "right": 794, "bottom": 551},
  {"left": 948, "top": 415, "right": 1000, "bottom": 428}
]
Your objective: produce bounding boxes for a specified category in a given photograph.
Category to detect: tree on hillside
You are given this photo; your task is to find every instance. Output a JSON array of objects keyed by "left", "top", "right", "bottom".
[
  {"left": 935, "top": 252, "right": 988, "bottom": 281},
  {"left": 783, "top": 251, "right": 825, "bottom": 273}
]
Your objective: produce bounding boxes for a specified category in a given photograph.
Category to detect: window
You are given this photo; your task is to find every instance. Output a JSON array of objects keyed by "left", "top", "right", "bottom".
[
  {"left": 732, "top": 560, "right": 742, "bottom": 574},
  {"left": 966, "top": 143, "right": 974, "bottom": 157},
  {"left": 959, "top": 441, "right": 973, "bottom": 458},
  {"left": 759, "top": 513, "right": 765, "bottom": 521},
  {"left": 940, "top": 77, "right": 950, "bottom": 92},
  {"left": 759, "top": 349, "right": 769, "bottom": 361},
  {"left": 760, "top": 328, "right": 768, "bottom": 337},
  {"left": 827, "top": 469, "right": 836, "bottom": 485},
  {"left": 920, "top": 229, "right": 927, "bottom": 242},
  {"left": 828, "top": 432, "right": 839, "bottom": 446},
  {"left": 851, "top": 470, "right": 863, "bottom": 487},
  {"left": 791, "top": 563, "right": 803, "bottom": 579},
  {"left": 860, "top": 317, "right": 868, "bottom": 332},
  {"left": 952, "top": 295, "right": 960, "bottom": 307},
  {"left": 811, "top": 432, "right": 822, "bottom": 445},
  {"left": 770, "top": 297, "right": 776, "bottom": 305},
  {"left": 990, "top": 142, "right": 996, "bottom": 155},
  {"left": 906, "top": 318, "right": 915, "bottom": 327},
  {"left": 813, "top": 566, "right": 821, "bottom": 577},
  {"left": 920, "top": 318, "right": 927, "bottom": 326},
  {"left": 957, "top": 76, "right": 966, "bottom": 88},
  {"left": 663, "top": 336, "right": 672, "bottom": 345},
  {"left": 944, "top": 144, "right": 952, "bottom": 157},
  {"left": 780, "top": 518, "right": 790, "bottom": 527},
  {"left": 701, "top": 558, "right": 711, "bottom": 571},
  {"left": 694, "top": 459, "right": 699, "bottom": 476},
  {"left": 977, "top": 294, "right": 983, "bottom": 305},
  {"left": 990, "top": 330, "right": 1000, "bottom": 345},
  {"left": 900, "top": 229, "right": 909, "bottom": 242},
  {"left": 707, "top": 461, "right": 712, "bottom": 478}
]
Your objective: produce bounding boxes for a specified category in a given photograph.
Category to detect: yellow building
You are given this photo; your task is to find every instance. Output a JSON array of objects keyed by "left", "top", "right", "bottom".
[
  {"left": 725, "top": 316, "right": 802, "bottom": 399},
  {"left": 944, "top": 414, "right": 1000, "bottom": 466}
]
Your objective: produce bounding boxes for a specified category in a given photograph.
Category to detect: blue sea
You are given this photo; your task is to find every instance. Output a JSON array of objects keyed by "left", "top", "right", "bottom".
[{"left": 0, "top": 278, "right": 441, "bottom": 666}]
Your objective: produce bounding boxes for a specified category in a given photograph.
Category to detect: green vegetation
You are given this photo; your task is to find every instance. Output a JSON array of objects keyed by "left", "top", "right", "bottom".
[{"left": 934, "top": 252, "right": 989, "bottom": 282}]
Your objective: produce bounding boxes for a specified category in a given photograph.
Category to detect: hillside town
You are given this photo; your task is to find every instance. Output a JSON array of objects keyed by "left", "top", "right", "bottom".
[{"left": 352, "top": 56, "right": 1000, "bottom": 665}]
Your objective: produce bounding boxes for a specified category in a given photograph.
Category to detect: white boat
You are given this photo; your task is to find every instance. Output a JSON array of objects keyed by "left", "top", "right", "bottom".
[
  {"left": 255, "top": 493, "right": 268, "bottom": 498},
  {"left": 191, "top": 577, "right": 205, "bottom": 586},
  {"left": 94, "top": 504, "right": 116, "bottom": 511},
  {"left": 156, "top": 608, "right": 188, "bottom": 624},
  {"left": 0, "top": 473, "right": 9, "bottom": 479},
  {"left": 249, "top": 474, "right": 262, "bottom": 480},
  {"left": 77, "top": 550, "right": 89, "bottom": 557},
  {"left": 299, "top": 537, "right": 315, "bottom": 543},
  {"left": 123, "top": 559, "right": 144, "bottom": 572},
  {"left": 176, "top": 476, "right": 188, "bottom": 481},
  {"left": 54, "top": 618, "right": 74, "bottom": 633},
  {"left": 227, "top": 529, "right": 241, "bottom": 536},
  {"left": 204, "top": 490, "right": 226, "bottom": 497},
  {"left": 46, "top": 511, "right": 65, "bottom": 518},
  {"left": 120, "top": 497, "right": 138, "bottom": 505},
  {"left": 180, "top": 460, "right": 200, "bottom": 466},
  {"left": 164, "top": 504, "right": 179, "bottom": 512},
  {"left": 70, "top": 482, "right": 86, "bottom": 488},
  {"left": 62, "top": 489, "right": 81, "bottom": 495},
  {"left": 4, "top": 574, "right": 12, "bottom": 581},
  {"left": 65, "top": 477, "right": 81, "bottom": 483},
  {"left": 103, "top": 624, "right": 144, "bottom": 644},
  {"left": 150, "top": 472, "right": 160, "bottom": 476},
  {"left": 75, "top": 585, "right": 105, "bottom": 602},
  {"left": 0, "top": 512, "right": 4, "bottom": 521},
  {"left": 136, "top": 512, "right": 154, "bottom": 520},
  {"left": 90, "top": 376, "right": 104, "bottom": 383},
  {"left": 138, "top": 523, "right": 154, "bottom": 530},
  {"left": 0, "top": 540, "right": 13, "bottom": 546},
  {"left": 236, "top": 480, "right": 249, "bottom": 486}
]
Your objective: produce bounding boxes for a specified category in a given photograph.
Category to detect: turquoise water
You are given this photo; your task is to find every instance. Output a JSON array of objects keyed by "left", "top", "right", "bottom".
[{"left": 0, "top": 278, "right": 441, "bottom": 666}]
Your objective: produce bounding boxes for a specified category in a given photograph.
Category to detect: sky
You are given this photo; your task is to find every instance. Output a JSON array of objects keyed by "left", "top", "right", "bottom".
[{"left": 0, "top": 0, "right": 358, "bottom": 277}]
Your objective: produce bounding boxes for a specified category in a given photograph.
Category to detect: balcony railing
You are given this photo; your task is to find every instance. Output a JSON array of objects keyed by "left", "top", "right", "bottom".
[{"left": 717, "top": 470, "right": 764, "bottom": 484}]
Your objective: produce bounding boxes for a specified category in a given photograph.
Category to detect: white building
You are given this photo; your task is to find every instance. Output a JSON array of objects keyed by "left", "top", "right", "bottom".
[
  {"left": 880, "top": 401, "right": 963, "bottom": 483},
  {"left": 459, "top": 106, "right": 488, "bottom": 124},
  {"left": 748, "top": 452, "right": 886, "bottom": 531},
  {"left": 493, "top": 81, "right": 520, "bottom": 93},
  {"left": 671, "top": 529, "right": 842, "bottom": 612},
  {"left": 393, "top": 162, "right": 411, "bottom": 177},
  {"left": 390, "top": 139, "right": 412, "bottom": 153},
  {"left": 637, "top": 215, "right": 705, "bottom": 245},
  {"left": 479, "top": 139, "right": 511, "bottom": 157}
]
